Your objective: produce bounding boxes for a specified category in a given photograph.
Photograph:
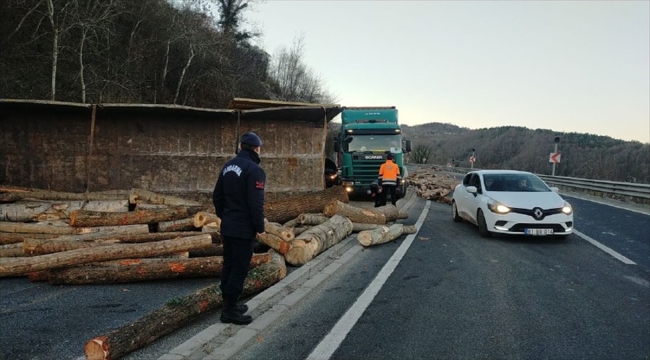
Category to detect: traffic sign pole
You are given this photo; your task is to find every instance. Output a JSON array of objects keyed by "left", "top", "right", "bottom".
[{"left": 552, "top": 143, "right": 558, "bottom": 176}]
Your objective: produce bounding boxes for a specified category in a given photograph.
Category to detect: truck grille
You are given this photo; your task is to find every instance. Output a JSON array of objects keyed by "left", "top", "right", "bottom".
[{"left": 351, "top": 157, "right": 384, "bottom": 186}]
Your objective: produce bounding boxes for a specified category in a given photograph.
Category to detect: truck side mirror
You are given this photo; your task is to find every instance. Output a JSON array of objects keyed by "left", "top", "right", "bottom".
[
  {"left": 334, "top": 139, "right": 340, "bottom": 152},
  {"left": 404, "top": 140, "right": 412, "bottom": 153}
]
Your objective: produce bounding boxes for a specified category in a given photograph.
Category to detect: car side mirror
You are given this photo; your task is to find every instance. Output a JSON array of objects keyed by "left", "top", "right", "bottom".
[
  {"left": 466, "top": 185, "right": 477, "bottom": 194},
  {"left": 550, "top": 186, "right": 559, "bottom": 193}
]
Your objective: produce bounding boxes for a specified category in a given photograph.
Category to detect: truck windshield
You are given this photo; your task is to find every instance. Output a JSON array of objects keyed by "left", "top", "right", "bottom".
[{"left": 345, "top": 134, "right": 402, "bottom": 153}]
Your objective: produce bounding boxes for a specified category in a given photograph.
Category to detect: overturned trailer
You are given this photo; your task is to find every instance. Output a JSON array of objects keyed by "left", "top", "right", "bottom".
[{"left": 0, "top": 98, "right": 342, "bottom": 203}]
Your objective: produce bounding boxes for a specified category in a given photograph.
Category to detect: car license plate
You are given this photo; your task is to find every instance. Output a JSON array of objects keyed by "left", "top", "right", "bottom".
[{"left": 525, "top": 228, "right": 553, "bottom": 236}]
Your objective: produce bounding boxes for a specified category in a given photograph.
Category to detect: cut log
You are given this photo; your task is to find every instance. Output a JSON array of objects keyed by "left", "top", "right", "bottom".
[
  {"left": 369, "top": 205, "right": 409, "bottom": 222},
  {"left": 357, "top": 224, "right": 418, "bottom": 247},
  {"left": 47, "top": 252, "right": 271, "bottom": 284},
  {"left": 76, "top": 224, "right": 150, "bottom": 235},
  {"left": 264, "top": 185, "right": 349, "bottom": 224},
  {"left": 0, "top": 243, "right": 24, "bottom": 257},
  {"left": 193, "top": 211, "right": 220, "bottom": 228},
  {"left": 128, "top": 188, "right": 201, "bottom": 207},
  {"left": 323, "top": 201, "right": 386, "bottom": 225},
  {"left": 292, "top": 226, "right": 309, "bottom": 236},
  {"left": 188, "top": 243, "right": 223, "bottom": 257},
  {"left": 297, "top": 213, "right": 329, "bottom": 226},
  {"left": 256, "top": 233, "right": 291, "bottom": 254},
  {"left": 284, "top": 215, "right": 353, "bottom": 266},
  {"left": 0, "top": 234, "right": 212, "bottom": 277},
  {"left": 69, "top": 207, "right": 189, "bottom": 227},
  {"left": 0, "top": 232, "right": 58, "bottom": 245},
  {"left": 0, "top": 189, "right": 129, "bottom": 203},
  {"left": 24, "top": 232, "right": 211, "bottom": 255},
  {"left": 264, "top": 221, "right": 295, "bottom": 242},
  {"left": 282, "top": 218, "right": 299, "bottom": 228},
  {"left": 83, "top": 250, "right": 286, "bottom": 360},
  {"left": 0, "top": 200, "right": 129, "bottom": 222},
  {"left": 351, "top": 223, "right": 383, "bottom": 232},
  {"left": 156, "top": 217, "right": 198, "bottom": 232},
  {"left": 0, "top": 221, "right": 77, "bottom": 235}
]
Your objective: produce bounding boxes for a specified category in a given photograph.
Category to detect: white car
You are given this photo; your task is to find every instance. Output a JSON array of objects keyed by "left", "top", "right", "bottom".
[{"left": 451, "top": 170, "right": 573, "bottom": 238}]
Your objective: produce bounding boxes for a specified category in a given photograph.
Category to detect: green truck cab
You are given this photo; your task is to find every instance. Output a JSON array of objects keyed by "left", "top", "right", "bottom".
[{"left": 334, "top": 106, "right": 411, "bottom": 198}]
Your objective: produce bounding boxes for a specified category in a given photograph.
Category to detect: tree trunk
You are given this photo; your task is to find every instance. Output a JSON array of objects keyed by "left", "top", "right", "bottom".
[
  {"left": 193, "top": 211, "right": 220, "bottom": 228},
  {"left": 264, "top": 221, "right": 295, "bottom": 241},
  {"left": 0, "top": 200, "right": 129, "bottom": 222},
  {"left": 284, "top": 215, "right": 353, "bottom": 266},
  {"left": 0, "top": 190, "right": 128, "bottom": 203},
  {"left": 47, "top": 252, "right": 271, "bottom": 285},
  {"left": 297, "top": 213, "right": 329, "bottom": 226},
  {"left": 188, "top": 243, "right": 223, "bottom": 257},
  {"left": 83, "top": 250, "right": 286, "bottom": 360},
  {"left": 0, "top": 221, "right": 77, "bottom": 235},
  {"left": 357, "top": 224, "right": 418, "bottom": 247},
  {"left": 70, "top": 207, "right": 190, "bottom": 227},
  {"left": 128, "top": 188, "right": 200, "bottom": 207},
  {"left": 323, "top": 201, "right": 386, "bottom": 225},
  {"left": 256, "top": 233, "right": 290, "bottom": 255},
  {"left": 292, "top": 226, "right": 309, "bottom": 236},
  {"left": 264, "top": 185, "right": 349, "bottom": 224},
  {"left": 0, "top": 243, "right": 24, "bottom": 257},
  {"left": 23, "top": 229, "right": 199, "bottom": 255},
  {"left": 156, "top": 217, "right": 198, "bottom": 232},
  {"left": 0, "top": 234, "right": 212, "bottom": 277},
  {"left": 0, "top": 233, "right": 58, "bottom": 245},
  {"left": 369, "top": 205, "right": 408, "bottom": 222}
]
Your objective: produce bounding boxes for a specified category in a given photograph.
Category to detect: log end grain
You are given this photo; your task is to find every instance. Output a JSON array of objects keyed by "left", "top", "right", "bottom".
[{"left": 84, "top": 336, "right": 109, "bottom": 360}]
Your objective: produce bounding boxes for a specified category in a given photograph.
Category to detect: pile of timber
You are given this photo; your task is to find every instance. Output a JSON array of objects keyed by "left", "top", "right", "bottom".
[
  {"left": 0, "top": 184, "right": 418, "bottom": 360},
  {"left": 407, "top": 167, "right": 461, "bottom": 204}
]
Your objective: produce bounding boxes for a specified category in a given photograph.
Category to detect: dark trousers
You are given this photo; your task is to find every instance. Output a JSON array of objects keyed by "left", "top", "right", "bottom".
[
  {"left": 379, "top": 184, "right": 397, "bottom": 206},
  {"left": 220, "top": 236, "right": 255, "bottom": 307}
]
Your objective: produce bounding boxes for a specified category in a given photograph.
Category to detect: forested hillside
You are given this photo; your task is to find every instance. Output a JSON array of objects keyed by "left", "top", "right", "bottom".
[{"left": 402, "top": 123, "right": 650, "bottom": 183}]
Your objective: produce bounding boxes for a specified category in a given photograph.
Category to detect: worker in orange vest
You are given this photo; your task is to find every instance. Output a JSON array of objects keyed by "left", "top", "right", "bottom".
[{"left": 377, "top": 153, "right": 400, "bottom": 206}]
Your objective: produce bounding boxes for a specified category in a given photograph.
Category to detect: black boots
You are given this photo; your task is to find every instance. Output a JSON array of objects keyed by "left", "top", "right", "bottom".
[{"left": 221, "top": 301, "right": 252, "bottom": 325}]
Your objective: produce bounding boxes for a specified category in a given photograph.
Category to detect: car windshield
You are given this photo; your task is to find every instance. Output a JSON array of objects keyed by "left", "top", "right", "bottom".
[{"left": 483, "top": 173, "right": 550, "bottom": 192}]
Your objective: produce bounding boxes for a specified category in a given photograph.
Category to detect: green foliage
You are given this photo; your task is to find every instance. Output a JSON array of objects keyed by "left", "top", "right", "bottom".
[{"left": 410, "top": 143, "right": 432, "bottom": 164}]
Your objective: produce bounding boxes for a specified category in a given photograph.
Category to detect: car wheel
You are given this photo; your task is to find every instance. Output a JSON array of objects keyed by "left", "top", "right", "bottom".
[
  {"left": 477, "top": 209, "right": 491, "bottom": 237},
  {"left": 452, "top": 201, "right": 462, "bottom": 222}
]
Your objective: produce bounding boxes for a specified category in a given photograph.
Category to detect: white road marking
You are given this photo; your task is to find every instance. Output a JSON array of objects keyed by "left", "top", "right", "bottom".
[
  {"left": 574, "top": 229, "right": 636, "bottom": 265},
  {"left": 306, "top": 201, "right": 432, "bottom": 360}
]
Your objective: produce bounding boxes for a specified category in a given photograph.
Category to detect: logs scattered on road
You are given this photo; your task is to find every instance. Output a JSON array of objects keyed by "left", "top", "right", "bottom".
[
  {"left": 323, "top": 201, "right": 386, "bottom": 225},
  {"left": 264, "top": 185, "right": 349, "bottom": 224},
  {"left": 83, "top": 250, "right": 287, "bottom": 360},
  {"left": 69, "top": 206, "right": 190, "bottom": 227},
  {"left": 357, "top": 224, "right": 418, "bottom": 247},
  {"left": 0, "top": 234, "right": 212, "bottom": 277},
  {"left": 285, "top": 215, "right": 353, "bottom": 266},
  {"left": 47, "top": 252, "right": 271, "bottom": 285},
  {"left": 408, "top": 167, "right": 460, "bottom": 203}
]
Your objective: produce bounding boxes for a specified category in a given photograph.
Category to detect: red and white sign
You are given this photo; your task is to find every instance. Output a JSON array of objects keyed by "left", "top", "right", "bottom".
[
  {"left": 549, "top": 152, "right": 561, "bottom": 163},
  {"left": 469, "top": 156, "right": 476, "bottom": 163}
]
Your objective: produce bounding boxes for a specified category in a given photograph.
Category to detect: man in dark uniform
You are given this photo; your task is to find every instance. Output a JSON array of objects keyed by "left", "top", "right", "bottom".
[{"left": 213, "top": 132, "right": 266, "bottom": 325}]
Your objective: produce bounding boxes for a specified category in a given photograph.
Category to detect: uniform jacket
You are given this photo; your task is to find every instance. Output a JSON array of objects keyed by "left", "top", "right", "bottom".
[
  {"left": 213, "top": 149, "right": 266, "bottom": 239},
  {"left": 378, "top": 159, "right": 400, "bottom": 186}
]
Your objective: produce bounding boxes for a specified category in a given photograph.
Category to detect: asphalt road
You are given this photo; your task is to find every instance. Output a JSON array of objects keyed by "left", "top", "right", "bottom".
[
  {"left": 233, "top": 199, "right": 650, "bottom": 360},
  {"left": 0, "top": 188, "right": 648, "bottom": 360}
]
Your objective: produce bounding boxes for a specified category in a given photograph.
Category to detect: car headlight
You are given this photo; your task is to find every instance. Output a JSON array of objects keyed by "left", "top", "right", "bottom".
[
  {"left": 561, "top": 201, "right": 572, "bottom": 215},
  {"left": 487, "top": 199, "right": 510, "bottom": 214}
]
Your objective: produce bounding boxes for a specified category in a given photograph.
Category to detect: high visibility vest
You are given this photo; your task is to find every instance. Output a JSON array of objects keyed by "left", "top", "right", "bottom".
[{"left": 378, "top": 160, "right": 400, "bottom": 185}]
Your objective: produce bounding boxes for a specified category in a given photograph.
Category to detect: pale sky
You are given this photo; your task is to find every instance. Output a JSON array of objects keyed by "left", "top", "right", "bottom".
[{"left": 244, "top": 1, "right": 649, "bottom": 143}]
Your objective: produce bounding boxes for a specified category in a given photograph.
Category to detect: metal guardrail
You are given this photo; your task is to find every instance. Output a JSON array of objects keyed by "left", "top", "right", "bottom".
[
  {"left": 536, "top": 175, "right": 650, "bottom": 201},
  {"left": 420, "top": 164, "right": 650, "bottom": 202}
]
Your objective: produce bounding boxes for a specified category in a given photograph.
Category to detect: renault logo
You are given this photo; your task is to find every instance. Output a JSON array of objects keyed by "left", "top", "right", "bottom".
[{"left": 533, "top": 207, "right": 544, "bottom": 220}]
